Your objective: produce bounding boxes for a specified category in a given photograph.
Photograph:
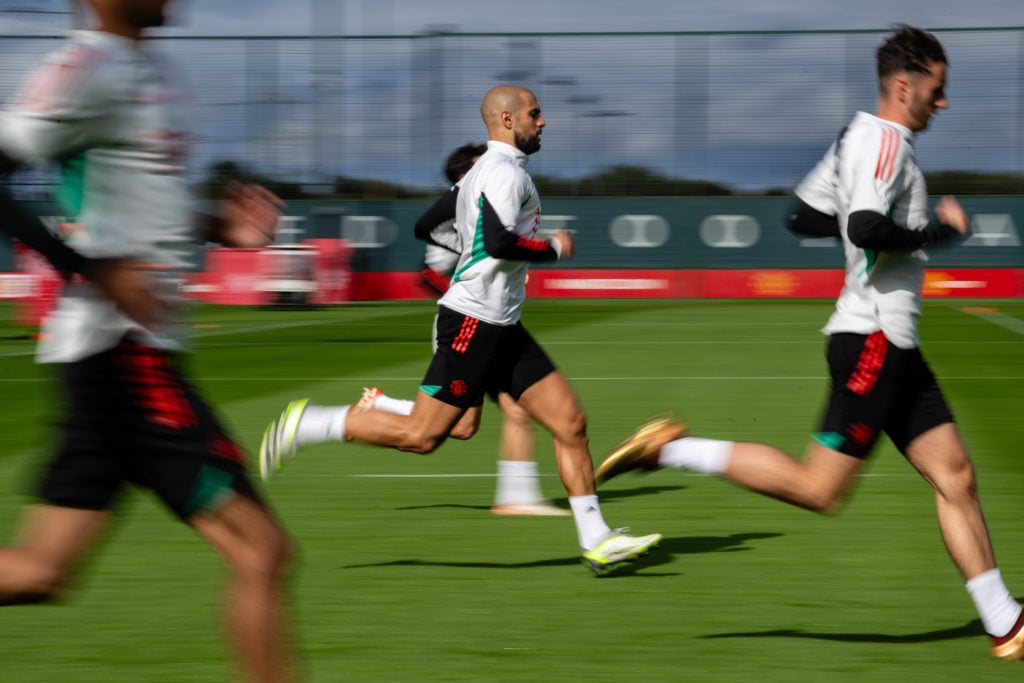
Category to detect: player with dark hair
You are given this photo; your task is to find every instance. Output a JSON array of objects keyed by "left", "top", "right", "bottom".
[
  {"left": 261, "top": 85, "right": 661, "bottom": 575},
  {"left": 0, "top": 2, "right": 298, "bottom": 681},
  {"left": 597, "top": 24, "right": 1024, "bottom": 660},
  {"left": 418, "top": 143, "right": 488, "bottom": 296}
]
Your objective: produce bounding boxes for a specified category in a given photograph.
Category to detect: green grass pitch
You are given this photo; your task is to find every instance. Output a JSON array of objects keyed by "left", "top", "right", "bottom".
[{"left": 0, "top": 298, "right": 1021, "bottom": 682}]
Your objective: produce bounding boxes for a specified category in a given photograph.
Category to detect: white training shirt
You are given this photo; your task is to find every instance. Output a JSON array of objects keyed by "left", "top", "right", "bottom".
[
  {"left": 796, "top": 111, "right": 930, "bottom": 349},
  {"left": 423, "top": 242, "right": 460, "bottom": 274},
  {"left": 0, "top": 30, "right": 196, "bottom": 363},
  {"left": 438, "top": 141, "right": 543, "bottom": 326}
]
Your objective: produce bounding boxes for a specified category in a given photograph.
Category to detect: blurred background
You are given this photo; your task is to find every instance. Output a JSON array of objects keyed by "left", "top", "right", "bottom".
[
  {"left": 0, "top": 1, "right": 1020, "bottom": 303},
  {"left": 0, "top": 0, "right": 1020, "bottom": 198}
]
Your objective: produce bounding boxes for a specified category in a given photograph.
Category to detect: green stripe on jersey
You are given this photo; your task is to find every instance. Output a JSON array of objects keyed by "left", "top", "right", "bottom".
[
  {"left": 452, "top": 194, "right": 490, "bottom": 282},
  {"left": 420, "top": 384, "right": 442, "bottom": 396},
  {"left": 858, "top": 247, "right": 878, "bottom": 277},
  {"left": 56, "top": 153, "right": 87, "bottom": 220}
]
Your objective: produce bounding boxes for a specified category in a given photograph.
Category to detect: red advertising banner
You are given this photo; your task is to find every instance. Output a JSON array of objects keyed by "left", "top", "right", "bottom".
[
  {"left": 12, "top": 242, "right": 62, "bottom": 327},
  {"left": 304, "top": 239, "right": 353, "bottom": 305},
  {"left": 186, "top": 239, "right": 352, "bottom": 305},
  {"left": 317, "top": 268, "right": 1024, "bottom": 301},
  {"left": 196, "top": 248, "right": 270, "bottom": 305},
  {"left": 4, "top": 264, "right": 1022, "bottom": 330},
  {"left": 523, "top": 268, "right": 1022, "bottom": 299}
]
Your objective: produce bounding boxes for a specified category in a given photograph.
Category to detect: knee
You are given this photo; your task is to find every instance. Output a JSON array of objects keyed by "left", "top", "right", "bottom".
[
  {"left": 805, "top": 492, "right": 845, "bottom": 515},
  {"left": 270, "top": 529, "right": 295, "bottom": 574},
  {"left": 448, "top": 422, "right": 478, "bottom": 441},
  {"left": 501, "top": 400, "right": 531, "bottom": 427},
  {"left": 0, "top": 554, "right": 65, "bottom": 605},
  {"left": 800, "top": 485, "right": 848, "bottom": 515},
  {"left": 238, "top": 527, "right": 295, "bottom": 582},
  {"left": 554, "top": 409, "right": 588, "bottom": 446},
  {"left": 936, "top": 457, "right": 979, "bottom": 501},
  {"left": 400, "top": 429, "right": 445, "bottom": 454},
  {"left": 569, "top": 409, "right": 587, "bottom": 440}
]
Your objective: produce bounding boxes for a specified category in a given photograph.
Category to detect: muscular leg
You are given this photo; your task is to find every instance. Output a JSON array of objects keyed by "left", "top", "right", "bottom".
[
  {"left": 497, "top": 392, "right": 534, "bottom": 462},
  {"left": 491, "top": 391, "right": 562, "bottom": 512},
  {"left": 190, "top": 493, "right": 296, "bottom": 683},
  {"left": 516, "top": 371, "right": 593, "bottom": 497},
  {"left": 0, "top": 504, "right": 108, "bottom": 604},
  {"left": 723, "top": 440, "right": 865, "bottom": 513},
  {"left": 344, "top": 391, "right": 476, "bottom": 454},
  {"left": 902, "top": 422, "right": 995, "bottom": 580},
  {"left": 448, "top": 406, "right": 482, "bottom": 441},
  {"left": 357, "top": 390, "right": 480, "bottom": 441},
  {"left": 902, "top": 422, "right": 1024, "bottom": 646}
]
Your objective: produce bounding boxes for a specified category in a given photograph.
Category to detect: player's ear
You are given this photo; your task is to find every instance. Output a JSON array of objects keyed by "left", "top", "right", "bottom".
[
  {"left": 894, "top": 74, "right": 912, "bottom": 104},
  {"left": 501, "top": 110, "right": 514, "bottom": 129}
]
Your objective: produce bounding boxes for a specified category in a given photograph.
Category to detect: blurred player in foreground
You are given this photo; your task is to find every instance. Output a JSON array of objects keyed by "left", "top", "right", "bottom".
[
  {"left": 261, "top": 85, "right": 660, "bottom": 575},
  {"left": 0, "top": 1, "right": 297, "bottom": 681},
  {"left": 365, "top": 142, "right": 568, "bottom": 517},
  {"left": 597, "top": 25, "right": 1023, "bottom": 660}
]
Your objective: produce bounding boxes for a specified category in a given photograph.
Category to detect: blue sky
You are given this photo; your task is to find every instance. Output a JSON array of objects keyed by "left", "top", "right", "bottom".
[
  {"left": 0, "top": 0, "right": 1019, "bottom": 39},
  {"left": 176, "top": 0, "right": 1021, "bottom": 36},
  {"left": 0, "top": 2, "right": 1020, "bottom": 191}
]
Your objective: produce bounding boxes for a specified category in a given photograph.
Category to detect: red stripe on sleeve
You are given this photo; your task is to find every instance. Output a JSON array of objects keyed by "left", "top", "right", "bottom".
[
  {"left": 514, "top": 235, "right": 551, "bottom": 252},
  {"left": 881, "top": 130, "right": 900, "bottom": 182},
  {"left": 874, "top": 129, "right": 900, "bottom": 183},
  {"left": 873, "top": 129, "right": 890, "bottom": 181},
  {"left": 17, "top": 47, "right": 105, "bottom": 113}
]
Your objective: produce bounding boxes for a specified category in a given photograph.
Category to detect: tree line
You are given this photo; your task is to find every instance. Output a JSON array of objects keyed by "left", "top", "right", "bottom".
[{"left": 203, "top": 161, "right": 1023, "bottom": 201}]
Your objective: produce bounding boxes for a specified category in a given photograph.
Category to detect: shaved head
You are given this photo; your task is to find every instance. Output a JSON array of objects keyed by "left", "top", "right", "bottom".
[
  {"left": 481, "top": 86, "right": 529, "bottom": 129},
  {"left": 480, "top": 85, "right": 545, "bottom": 155}
]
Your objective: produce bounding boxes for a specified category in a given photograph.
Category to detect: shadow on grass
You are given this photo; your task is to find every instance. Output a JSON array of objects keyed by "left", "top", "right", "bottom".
[
  {"left": 596, "top": 484, "right": 688, "bottom": 501},
  {"left": 660, "top": 532, "right": 783, "bottom": 555},
  {"left": 699, "top": 618, "right": 983, "bottom": 644},
  {"left": 338, "top": 531, "right": 782, "bottom": 575},
  {"left": 393, "top": 485, "right": 688, "bottom": 512}
]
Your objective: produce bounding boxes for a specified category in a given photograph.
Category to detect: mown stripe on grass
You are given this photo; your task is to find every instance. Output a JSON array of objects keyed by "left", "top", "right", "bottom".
[{"left": 965, "top": 309, "right": 1024, "bottom": 336}]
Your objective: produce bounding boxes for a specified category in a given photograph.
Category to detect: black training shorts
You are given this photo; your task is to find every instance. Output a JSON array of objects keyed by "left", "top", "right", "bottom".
[
  {"left": 420, "top": 306, "right": 557, "bottom": 409},
  {"left": 36, "top": 339, "right": 260, "bottom": 521},
  {"left": 814, "top": 331, "right": 954, "bottom": 458}
]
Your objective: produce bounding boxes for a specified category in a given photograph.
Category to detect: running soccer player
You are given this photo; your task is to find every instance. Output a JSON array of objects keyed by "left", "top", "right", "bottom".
[
  {"left": 0, "top": 165, "right": 167, "bottom": 328},
  {"left": 0, "top": 2, "right": 297, "bottom": 681},
  {"left": 365, "top": 141, "right": 568, "bottom": 517},
  {"left": 596, "top": 24, "right": 1024, "bottom": 660},
  {"left": 261, "top": 85, "right": 661, "bottom": 575}
]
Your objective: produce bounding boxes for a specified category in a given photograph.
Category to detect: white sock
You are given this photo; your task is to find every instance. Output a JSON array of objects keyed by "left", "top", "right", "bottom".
[
  {"left": 494, "top": 460, "right": 544, "bottom": 506},
  {"left": 569, "top": 495, "right": 612, "bottom": 550},
  {"left": 658, "top": 436, "right": 733, "bottom": 474},
  {"left": 295, "top": 405, "right": 349, "bottom": 445},
  {"left": 967, "top": 568, "right": 1023, "bottom": 636},
  {"left": 375, "top": 393, "right": 414, "bottom": 416}
]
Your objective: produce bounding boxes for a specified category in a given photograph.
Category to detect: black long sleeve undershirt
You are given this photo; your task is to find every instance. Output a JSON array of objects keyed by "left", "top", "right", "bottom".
[
  {"left": 786, "top": 198, "right": 961, "bottom": 249},
  {"left": 0, "top": 184, "right": 85, "bottom": 277},
  {"left": 479, "top": 192, "right": 558, "bottom": 261},
  {"left": 847, "top": 210, "right": 961, "bottom": 249},
  {"left": 413, "top": 187, "right": 459, "bottom": 250},
  {"left": 786, "top": 198, "right": 840, "bottom": 238}
]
